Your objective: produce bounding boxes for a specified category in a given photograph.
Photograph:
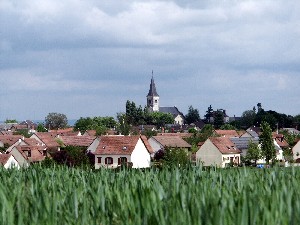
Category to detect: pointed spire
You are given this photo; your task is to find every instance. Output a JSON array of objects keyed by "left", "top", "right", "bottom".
[{"left": 147, "top": 71, "right": 159, "bottom": 97}]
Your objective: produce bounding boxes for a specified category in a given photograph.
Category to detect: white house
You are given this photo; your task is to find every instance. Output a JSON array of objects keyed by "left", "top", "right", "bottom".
[
  {"left": 91, "top": 135, "right": 153, "bottom": 169},
  {"left": 196, "top": 137, "right": 241, "bottom": 168},
  {"left": 292, "top": 140, "right": 300, "bottom": 162},
  {"left": 0, "top": 153, "right": 20, "bottom": 169},
  {"left": 148, "top": 135, "right": 191, "bottom": 156},
  {"left": 9, "top": 145, "right": 46, "bottom": 167}
]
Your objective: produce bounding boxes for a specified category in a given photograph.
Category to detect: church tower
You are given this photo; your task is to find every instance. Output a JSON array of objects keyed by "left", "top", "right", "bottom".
[{"left": 146, "top": 72, "right": 159, "bottom": 112}]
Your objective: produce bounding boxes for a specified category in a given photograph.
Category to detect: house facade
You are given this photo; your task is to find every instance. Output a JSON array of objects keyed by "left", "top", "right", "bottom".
[
  {"left": 196, "top": 137, "right": 241, "bottom": 167},
  {"left": 92, "top": 135, "right": 153, "bottom": 169},
  {"left": 148, "top": 135, "right": 192, "bottom": 155},
  {"left": 0, "top": 154, "right": 20, "bottom": 169}
]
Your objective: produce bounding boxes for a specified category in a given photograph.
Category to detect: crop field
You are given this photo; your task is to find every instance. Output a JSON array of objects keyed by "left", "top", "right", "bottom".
[{"left": 0, "top": 166, "right": 300, "bottom": 225}]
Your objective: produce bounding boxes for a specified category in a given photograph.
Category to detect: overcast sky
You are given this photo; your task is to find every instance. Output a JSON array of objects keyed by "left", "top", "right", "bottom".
[{"left": 1, "top": 0, "right": 300, "bottom": 121}]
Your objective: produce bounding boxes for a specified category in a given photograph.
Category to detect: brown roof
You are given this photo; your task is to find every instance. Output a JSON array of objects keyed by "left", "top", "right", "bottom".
[
  {"left": 273, "top": 134, "right": 289, "bottom": 148},
  {"left": 140, "top": 135, "right": 154, "bottom": 154},
  {"left": 0, "top": 131, "right": 14, "bottom": 135},
  {"left": 209, "top": 137, "right": 241, "bottom": 154},
  {"left": 151, "top": 136, "right": 192, "bottom": 148},
  {"left": 157, "top": 133, "right": 193, "bottom": 138},
  {"left": 23, "top": 138, "right": 41, "bottom": 146},
  {"left": 15, "top": 146, "right": 46, "bottom": 162},
  {"left": 0, "top": 135, "right": 23, "bottom": 146},
  {"left": 59, "top": 136, "right": 96, "bottom": 147},
  {"left": 84, "top": 130, "right": 97, "bottom": 136},
  {"left": 94, "top": 136, "right": 151, "bottom": 155},
  {"left": 0, "top": 154, "right": 11, "bottom": 165},
  {"left": 33, "top": 133, "right": 60, "bottom": 148},
  {"left": 215, "top": 130, "right": 239, "bottom": 137}
]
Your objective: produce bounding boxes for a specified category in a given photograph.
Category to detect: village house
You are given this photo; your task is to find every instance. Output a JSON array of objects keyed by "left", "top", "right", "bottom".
[
  {"left": 58, "top": 136, "right": 97, "bottom": 148},
  {"left": 196, "top": 137, "right": 241, "bottom": 168},
  {"left": 90, "top": 135, "right": 153, "bottom": 169},
  {"left": 292, "top": 140, "right": 300, "bottom": 162},
  {"left": 30, "top": 132, "right": 61, "bottom": 152},
  {"left": 148, "top": 135, "right": 192, "bottom": 155},
  {"left": 9, "top": 145, "right": 47, "bottom": 167},
  {"left": 0, "top": 153, "right": 20, "bottom": 169}
]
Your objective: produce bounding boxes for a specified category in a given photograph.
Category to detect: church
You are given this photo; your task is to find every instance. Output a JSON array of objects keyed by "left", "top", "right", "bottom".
[{"left": 146, "top": 75, "right": 185, "bottom": 125}]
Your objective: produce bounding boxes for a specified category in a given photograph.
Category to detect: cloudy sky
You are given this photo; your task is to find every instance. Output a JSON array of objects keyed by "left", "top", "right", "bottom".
[{"left": 1, "top": 0, "right": 300, "bottom": 121}]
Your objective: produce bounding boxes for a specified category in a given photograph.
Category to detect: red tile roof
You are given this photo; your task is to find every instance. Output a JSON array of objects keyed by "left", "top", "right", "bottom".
[
  {"left": 209, "top": 137, "right": 241, "bottom": 154},
  {"left": 0, "top": 135, "right": 23, "bottom": 146},
  {"left": 33, "top": 133, "right": 60, "bottom": 148},
  {"left": 157, "top": 133, "right": 193, "bottom": 138},
  {"left": 94, "top": 136, "right": 151, "bottom": 155},
  {"left": 15, "top": 146, "right": 46, "bottom": 162},
  {"left": 140, "top": 135, "right": 154, "bottom": 154},
  {"left": 215, "top": 130, "right": 239, "bottom": 137},
  {"left": 59, "top": 136, "right": 96, "bottom": 147},
  {"left": 0, "top": 154, "right": 11, "bottom": 165},
  {"left": 151, "top": 136, "right": 191, "bottom": 148}
]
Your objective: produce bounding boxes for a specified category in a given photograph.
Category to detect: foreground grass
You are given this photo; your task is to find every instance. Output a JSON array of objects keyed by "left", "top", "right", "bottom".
[{"left": 0, "top": 166, "right": 300, "bottom": 225}]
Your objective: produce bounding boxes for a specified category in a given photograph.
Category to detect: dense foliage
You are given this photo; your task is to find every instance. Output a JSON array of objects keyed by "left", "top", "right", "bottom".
[
  {"left": 185, "top": 105, "right": 200, "bottom": 125},
  {"left": 260, "top": 122, "right": 276, "bottom": 164},
  {"left": 45, "top": 112, "right": 68, "bottom": 130},
  {"left": 74, "top": 116, "right": 117, "bottom": 134},
  {"left": 1, "top": 166, "right": 300, "bottom": 225}
]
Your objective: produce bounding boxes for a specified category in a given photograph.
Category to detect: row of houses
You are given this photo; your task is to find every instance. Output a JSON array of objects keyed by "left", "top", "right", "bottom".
[{"left": 1, "top": 124, "right": 300, "bottom": 169}]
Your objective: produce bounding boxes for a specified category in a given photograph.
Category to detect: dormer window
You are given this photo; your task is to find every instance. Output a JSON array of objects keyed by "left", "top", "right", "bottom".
[
  {"left": 122, "top": 146, "right": 127, "bottom": 150},
  {"left": 28, "top": 150, "right": 31, "bottom": 157}
]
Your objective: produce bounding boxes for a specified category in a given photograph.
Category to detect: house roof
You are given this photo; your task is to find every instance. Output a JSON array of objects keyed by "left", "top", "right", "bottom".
[
  {"left": 230, "top": 137, "right": 259, "bottom": 150},
  {"left": 94, "top": 135, "right": 152, "bottom": 155},
  {"left": 209, "top": 137, "right": 241, "bottom": 154},
  {"left": 215, "top": 130, "right": 239, "bottom": 137},
  {"left": 0, "top": 154, "right": 11, "bottom": 165},
  {"left": 0, "top": 135, "right": 23, "bottom": 146},
  {"left": 157, "top": 132, "right": 193, "bottom": 139},
  {"left": 0, "top": 131, "right": 14, "bottom": 135},
  {"left": 272, "top": 134, "right": 289, "bottom": 148},
  {"left": 159, "top": 106, "right": 183, "bottom": 117},
  {"left": 32, "top": 133, "right": 60, "bottom": 148},
  {"left": 59, "top": 136, "right": 96, "bottom": 147},
  {"left": 151, "top": 135, "right": 191, "bottom": 148},
  {"left": 15, "top": 146, "right": 46, "bottom": 162},
  {"left": 83, "top": 130, "right": 97, "bottom": 136}
]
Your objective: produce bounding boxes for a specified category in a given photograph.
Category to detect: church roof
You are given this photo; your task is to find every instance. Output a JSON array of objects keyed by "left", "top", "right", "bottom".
[
  {"left": 159, "top": 106, "right": 184, "bottom": 117},
  {"left": 147, "top": 76, "right": 159, "bottom": 97}
]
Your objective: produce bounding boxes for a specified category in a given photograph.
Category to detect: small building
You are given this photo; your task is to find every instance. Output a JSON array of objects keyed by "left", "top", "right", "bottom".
[
  {"left": 196, "top": 137, "right": 241, "bottom": 167},
  {"left": 92, "top": 135, "right": 153, "bottom": 169},
  {"left": 10, "top": 145, "right": 47, "bottom": 167},
  {"left": 0, "top": 154, "right": 20, "bottom": 169},
  {"left": 292, "top": 140, "right": 300, "bottom": 162},
  {"left": 148, "top": 135, "right": 192, "bottom": 155}
]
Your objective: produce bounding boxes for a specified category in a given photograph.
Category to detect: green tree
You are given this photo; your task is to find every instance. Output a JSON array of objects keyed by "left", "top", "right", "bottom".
[
  {"left": 246, "top": 140, "right": 262, "bottom": 165},
  {"left": 260, "top": 121, "right": 276, "bottom": 165},
  {"left": 37, "top": 123, "right": 47, "bottom": 132},
  {"left": 205, "top": 105, "right": 214, "bottom": 123},
  {"left": 185, "top": 105, "right": 200, "bottom": 125},
  {"left": 45, "top": 112, "right": 68, "bottom": 130},
  {"left": 150, "top": 112, "right": 174, "bottom": 128},
  {"left": 220, "top": 124, "right": 237, "bottom": 130},
  {"left": 240, "top": 109, "right": 256, "bottom": 128},
  {"left": 116, "top": 113, "right": 131, "bottom": 135},
  {"left": 52, "top": 146, "right": 90, "bottom": 167},
  {"left": 5, "top": 119, "right": 18, "bottom": 123},
  {"left": 213, "top": 110, "right": 224, "bottom": 129},
  {"left": 161, "top": 147, "right": 190, "bottom": 167}
]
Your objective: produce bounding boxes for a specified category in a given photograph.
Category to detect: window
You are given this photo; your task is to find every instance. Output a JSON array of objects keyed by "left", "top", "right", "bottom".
[
  {"left": 118, "top": 157, "right": 127, "bottom": 165},
  {"left": 155, "top": 100, "right": 157, "bottom": 103},
  {"left": 105, "top": 157, "right": 113, "bottom": 165},
  {"left": 97, "top": 157, "right": 102, "bottom": 163},
  {"left": 43, "top": 150, "right": 47, "bottom": 156},
  {"left": 28, "top": 150, "right": 31, "bottom": 157}
]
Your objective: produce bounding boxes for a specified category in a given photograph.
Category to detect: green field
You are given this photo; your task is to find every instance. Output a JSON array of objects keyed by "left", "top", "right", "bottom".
[{"left": 0, "top": 166, "right": 300, "bottom": 225}]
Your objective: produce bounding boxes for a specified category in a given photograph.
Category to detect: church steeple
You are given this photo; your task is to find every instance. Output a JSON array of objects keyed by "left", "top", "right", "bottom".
[{"left": 147, "top": 71, "right": 160, "bottom": 112}]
